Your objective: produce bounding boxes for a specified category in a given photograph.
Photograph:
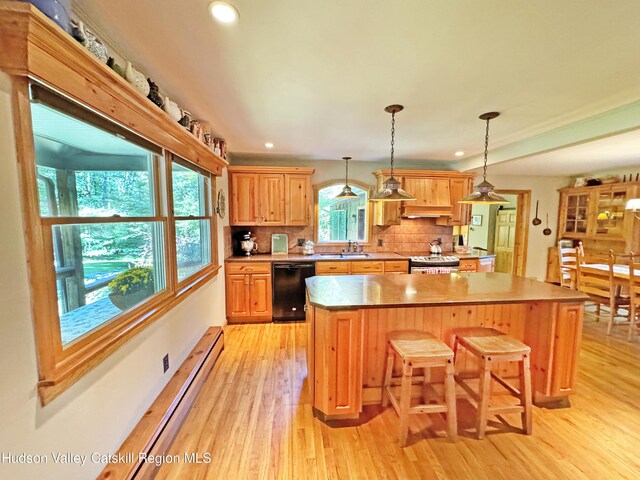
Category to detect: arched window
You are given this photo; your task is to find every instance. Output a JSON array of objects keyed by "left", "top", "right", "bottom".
[{"left": 316, "top": 181, "right": 369, "bottom": 243}]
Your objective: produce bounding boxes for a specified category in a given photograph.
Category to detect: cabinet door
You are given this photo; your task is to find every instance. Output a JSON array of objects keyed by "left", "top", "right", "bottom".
[
  {"left": 225, "top": 274, "right": 250, "bottom": 317},
  {"left": 285, "top": 174, "right": 310, "bottom": 225},
  {"left": 593, "top": 186, "right": 628, "bottom": 238},
  {"left": 230, "top": 173, "right": 259, "bottom": 225},
  {"left": 458, "top": 258, "right": 478, "bottom": 272},
  {"left": 448, "top": 177, "right": 473, "bottom": 225},
  {"left": 550, "top": 303, "right": 583, "bottom": 396},
  {"left": 560, "top": 192, "right": 590, "bottom": 237},
  {"left": 314, "top": 309, "right": 362, "bottom": 417},
  {"left": 258, "top": 174, "right": 285, "bottom": 225},
  {"left": 403, "top": 178, "right": 451, "bottom": 207},
  {"left": 350, "top": 261, "right": 384, "bottom": 274},
  {"left": 249, "top": 274, "right": 273, "bottom": 317}
]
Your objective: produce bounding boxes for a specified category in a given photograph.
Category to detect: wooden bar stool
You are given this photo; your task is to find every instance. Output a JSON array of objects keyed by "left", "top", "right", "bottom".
[
  {"left": 453, "top": 328, "right": 532, "bottom": 439},
  {"left": 381, "top": 330, "right": 457, "bottom": 446}
]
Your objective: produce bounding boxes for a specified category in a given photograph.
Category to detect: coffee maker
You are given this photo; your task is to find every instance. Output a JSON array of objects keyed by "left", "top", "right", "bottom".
[{"left": 232, "top": 230, "right": 252, "bottom": 256}]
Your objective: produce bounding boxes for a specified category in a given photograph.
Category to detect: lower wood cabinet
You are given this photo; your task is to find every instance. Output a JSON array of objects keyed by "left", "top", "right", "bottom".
[
  {"left": 458, "top": 257, "right": 496, "bottom": 273},
  {"left": 225, "top": 262, "right": 272, "bottom": 323},
  {"left": 315, "top": 260, "right": 408, "bottom": 276}
]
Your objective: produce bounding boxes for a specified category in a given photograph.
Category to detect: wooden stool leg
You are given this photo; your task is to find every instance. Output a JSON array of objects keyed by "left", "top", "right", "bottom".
[
  {"left": 381, "top": 344, "right": 394, "bottom": 407},
  {"left": 628, "top": 303, "right": 637, "bottom": 341},
  {"left": 595, "top": 303, "right": 601, "bottom": 321},
  {"left": 444, "top": 359, "right": 457, "bottom": 442},
  {"left": 476, "top": 357, "right": 491, "bottom": 440},
  {"left": 520, "top": 354, "right": 533, "bottom": 435},
  {"left": 422, "top": 366, "right": 431, "bottom": 404},
  {"left": 398, "top": 361, "right": 413, "bottom": 447}
]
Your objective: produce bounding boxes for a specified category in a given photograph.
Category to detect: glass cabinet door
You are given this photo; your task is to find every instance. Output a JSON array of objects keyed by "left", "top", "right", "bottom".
[
  {"left": 564, "top": 193, "right": 589, "bottom": 234},
  {"left": 594, "top": 187, "right": 627, "bottom": 237}
]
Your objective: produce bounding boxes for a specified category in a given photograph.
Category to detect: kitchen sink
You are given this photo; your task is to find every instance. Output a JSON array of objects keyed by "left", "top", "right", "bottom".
[{"left": 319, "top": 253, "right": 371, "bottom": 259}]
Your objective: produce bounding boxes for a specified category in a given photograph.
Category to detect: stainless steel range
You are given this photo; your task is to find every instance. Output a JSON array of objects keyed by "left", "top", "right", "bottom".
[{"left": 410, "top": 255, "right": 460, "bottom": 274}]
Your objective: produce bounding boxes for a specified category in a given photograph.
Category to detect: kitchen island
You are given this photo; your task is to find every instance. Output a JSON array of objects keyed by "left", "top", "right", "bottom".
[{"left": 305, "top": 273, "right": 588, "bottom": 421}]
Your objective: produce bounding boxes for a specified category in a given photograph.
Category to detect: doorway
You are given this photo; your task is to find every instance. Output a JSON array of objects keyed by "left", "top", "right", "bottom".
[{"left": 466, "top": 190, "right": 530, "bottom": 276}]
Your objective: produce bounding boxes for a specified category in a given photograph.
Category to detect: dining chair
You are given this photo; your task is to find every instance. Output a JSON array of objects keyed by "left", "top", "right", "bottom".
[
  {"left": 558, "top": 242, "right": 583, "bottom": 289},
  {"left": 576, "top": 250, "right": 630, "bottom": 335},
  {"left": 627, "top": 256, "right": 640, "bottom": 341}
]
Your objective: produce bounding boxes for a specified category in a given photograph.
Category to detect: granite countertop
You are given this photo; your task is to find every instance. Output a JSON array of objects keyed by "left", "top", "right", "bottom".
[
  {"left": 305, "top": 273, "right": 588, "bottom": 310},
  {"left": 225, "top": 252, "right": 408, "bottom": 262},
  {"left": 408, "top": 250, "right": 496, "bottom": 259}
]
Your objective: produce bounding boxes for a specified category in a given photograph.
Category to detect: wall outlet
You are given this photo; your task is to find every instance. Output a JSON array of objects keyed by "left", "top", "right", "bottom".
[
  {"left": 377, "top": 239, "right": 383, "bottom": 247},
  {"left": 297, "top": 238, "right": 305, "bottom": 246},
  {"left": 163, "top": 354, "right": 169, "bottom": 373}
]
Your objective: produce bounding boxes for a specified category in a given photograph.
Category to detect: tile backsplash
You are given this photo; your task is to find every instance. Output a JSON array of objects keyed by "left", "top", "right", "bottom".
[{"left": 227, "top": 218, "right": 454, "bottom": 257}]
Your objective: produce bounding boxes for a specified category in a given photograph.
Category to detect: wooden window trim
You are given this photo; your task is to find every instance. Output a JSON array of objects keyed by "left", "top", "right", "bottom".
[
  {"left": 313, "top": 179, "right": 373, "bottom": 246},
  {"left": 12, "top": 77, "right": 222, "bottom": 406}
]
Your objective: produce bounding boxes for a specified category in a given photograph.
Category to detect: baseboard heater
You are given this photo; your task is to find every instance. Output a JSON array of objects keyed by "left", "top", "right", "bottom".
[{"left": 97, "top": 326, "right": 224, "bottom": 480}]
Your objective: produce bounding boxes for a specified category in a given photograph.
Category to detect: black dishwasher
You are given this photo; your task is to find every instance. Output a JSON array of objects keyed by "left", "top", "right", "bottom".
[{"left": 272, "top": 263, "right": 316, "bottom": 321}]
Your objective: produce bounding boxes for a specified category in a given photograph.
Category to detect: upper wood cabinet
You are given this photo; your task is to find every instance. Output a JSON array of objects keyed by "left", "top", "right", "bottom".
[
  {"left": 372, "top": 170, "right": 474, "bottom": 226},
  {"left": 228, "top": 167, "right": 314, "bottom": 226},
  {"left": 285, "top": 174, "right": 311, "bottom": 225},
  {"left": 403, "top": 178, "right": 451, "bottom": 207},
  {"left": 557, "top": 182, "right": 639, "bottom": 254}
]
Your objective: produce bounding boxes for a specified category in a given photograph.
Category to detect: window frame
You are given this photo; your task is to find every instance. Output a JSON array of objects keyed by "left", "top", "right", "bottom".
[
  {"left": 167, "top": 155, "right": 218, "bottom": 290},
  {"left": 16, "top": 81, "right": 221, "bottom": 405},
  {"left": 313, "top": 179, "right": 373, "bottom": 246}
]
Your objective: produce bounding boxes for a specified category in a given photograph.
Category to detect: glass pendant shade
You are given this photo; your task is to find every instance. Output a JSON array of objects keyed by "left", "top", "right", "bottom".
[
  {"left": 335, "top": 156, "right": 359, "bottom": 198},
  {"left": 459, "top": 179, "right": 509, "bottom": 204},
  {"left": 459, "top": 112, "right": 509, "bottom": 205},
  {"left": 370, "top": 175, "right": 415, "bottom": 201},
  {"left": 335, "top": 184, "right": 358, "bottom": 198},
  {"left": 370, "top": 104, "right": 415, "bottom": 202}
]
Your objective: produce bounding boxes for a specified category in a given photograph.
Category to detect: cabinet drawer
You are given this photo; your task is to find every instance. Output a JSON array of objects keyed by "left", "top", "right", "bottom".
[
  {"left": 351, "top": 261, "right": 384, "bottom": 274},
  {"left": 226, "top": 262, "right": 272, "bottom": 274},
  {"left": 316, "top": 261, "right": 350, "bottom": 274},
  {"left": 384, "top": 260, "right": 409, "bottom": 273},
  {"left": 458, "top": 258, "right": 478, "bottom": 272}
]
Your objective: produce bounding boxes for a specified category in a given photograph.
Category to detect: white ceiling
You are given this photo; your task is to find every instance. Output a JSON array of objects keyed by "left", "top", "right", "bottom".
[
  {"left": 77, "top": 0, "right": 640, "bottom": 166},
  {"left": 485, "top": 129, "right": 640, "bottom": 176}
]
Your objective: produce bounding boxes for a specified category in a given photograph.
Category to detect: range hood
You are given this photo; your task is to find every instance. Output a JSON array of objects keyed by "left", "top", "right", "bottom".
[{"left": 401, "top": 205, "right": 453, "bottom": 218}]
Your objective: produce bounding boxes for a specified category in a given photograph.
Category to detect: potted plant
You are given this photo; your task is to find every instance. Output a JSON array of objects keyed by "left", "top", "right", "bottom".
[{"left": 108, "top": 266, "right": 155, "bottom": 311}]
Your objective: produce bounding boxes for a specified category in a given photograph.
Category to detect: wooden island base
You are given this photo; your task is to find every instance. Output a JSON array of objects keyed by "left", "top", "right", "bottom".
[{"left": 305, "top": 274, "right": 586, "bottom": 421}]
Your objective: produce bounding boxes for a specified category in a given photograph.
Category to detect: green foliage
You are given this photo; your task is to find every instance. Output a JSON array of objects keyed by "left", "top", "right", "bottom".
[{"left": 109, "top": 266, "right": 154, "bottom": 295}]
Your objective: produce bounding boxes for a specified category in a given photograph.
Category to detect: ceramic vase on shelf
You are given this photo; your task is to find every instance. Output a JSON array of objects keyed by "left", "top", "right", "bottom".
[
  {"left": 163, "top": 97, "right": 182, "bottom": 122},
  {"left": 179, "top": 110, "right": 192, "bottom": 129},
  {"left": 125, "top": 61, "right": 150, "bottom": 97},
  {"left": 147, "top": 79, "right": 164, "bottom": 109},
  {"left": 27, "top": 0, "right": 71, "bottom": 33},
  {"left": 71, "top": 21, "right": 108, "bottom": 63}
]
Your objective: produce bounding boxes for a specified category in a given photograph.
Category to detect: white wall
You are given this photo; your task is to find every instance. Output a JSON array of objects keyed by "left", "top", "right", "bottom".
[
  {"left": 487, "top": 175, "right": 570, "bottom": 280},
  {"left": 0, "top": 73, "right": 227, "bottom": 479}
]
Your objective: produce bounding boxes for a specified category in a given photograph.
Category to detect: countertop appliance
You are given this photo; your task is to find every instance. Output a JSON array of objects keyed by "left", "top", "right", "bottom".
[
  {"left": 272, "top": 262, "right": 316, "bottom": 321},
  {"left": 410, "top": 255, "right": 460, "bottom": 274},
  {"left": 232, "top": 230, "right": 253, "bottom": 256}
]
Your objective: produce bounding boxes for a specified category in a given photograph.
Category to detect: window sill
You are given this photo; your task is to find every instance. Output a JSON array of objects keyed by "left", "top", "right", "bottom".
[{"left": 37, "top": 264, "right": 221, "bottom": 406}]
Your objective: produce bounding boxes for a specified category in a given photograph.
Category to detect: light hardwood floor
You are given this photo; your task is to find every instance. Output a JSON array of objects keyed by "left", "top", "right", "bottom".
[{"left": 156, "top": 317, "right": 640, "bottom": 480}]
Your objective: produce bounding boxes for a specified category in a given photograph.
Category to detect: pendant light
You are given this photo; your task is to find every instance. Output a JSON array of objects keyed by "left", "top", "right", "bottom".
[
  {"left": 459, "top": 112, "right": 509, "bottom": 205},
  {"left": 370, "top": 105, "right": 415, "bottom": 202},
  {"left": 335, "top": 156, "right": 358, "bottom": 198}
]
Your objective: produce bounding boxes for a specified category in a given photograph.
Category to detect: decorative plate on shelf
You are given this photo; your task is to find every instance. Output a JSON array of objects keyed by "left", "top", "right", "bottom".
[{"left": 216, "top": 189, "right": 226, "bottom": 219}]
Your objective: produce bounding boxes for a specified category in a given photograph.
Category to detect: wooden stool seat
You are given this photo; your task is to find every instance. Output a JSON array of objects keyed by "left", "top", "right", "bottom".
[
  {"left": 455, "top": 328, "right": 530, "bottom": 357},
  {"left": 454, "top": 328, "right": 533, "bottom": 439},
  {"left": 382, "top": 330, "right": 457, "bottom": 446}
]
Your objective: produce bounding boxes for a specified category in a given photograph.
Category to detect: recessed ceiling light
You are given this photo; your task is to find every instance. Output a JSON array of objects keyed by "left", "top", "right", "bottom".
[
  {"left": 265, "top": 142, "right": 274, "bottom": 149},
  {"left": 454, "top": 151, "right": 465, "bottom": 157},
  {"left": 209, "top": 1, "right": 239, "bottom": 23}
]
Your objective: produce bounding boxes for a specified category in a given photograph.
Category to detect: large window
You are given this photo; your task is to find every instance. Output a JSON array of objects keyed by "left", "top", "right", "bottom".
[
  {"left": 32, "top": 100, "right": 166, "bottom": 346},
  {"left": 24, "top": 85, "right": 220, "bottom": 404},
  {"left": 317, "top": 183, "right": 369, "bottom": 243},
  {"left": 171, "top": 160, "right": 213, "bottom": 282}
]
